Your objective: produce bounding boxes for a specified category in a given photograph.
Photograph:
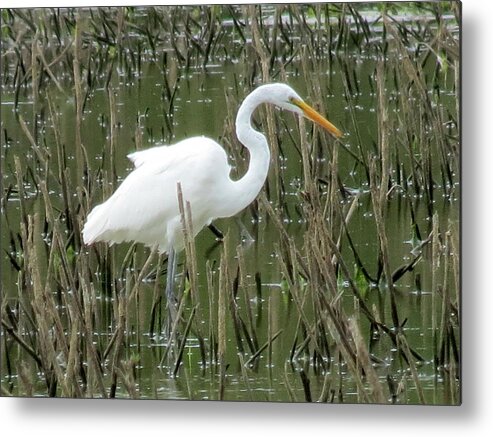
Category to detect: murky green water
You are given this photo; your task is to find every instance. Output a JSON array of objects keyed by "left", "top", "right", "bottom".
[{"left": 1, "top": 4, "right": 460, "bottom": 403}]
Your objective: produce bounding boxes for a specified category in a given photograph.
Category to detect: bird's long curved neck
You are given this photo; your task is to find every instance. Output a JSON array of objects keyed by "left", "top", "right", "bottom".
[{"left": 227, "top": 89, "right": 271, "bottom": 216}]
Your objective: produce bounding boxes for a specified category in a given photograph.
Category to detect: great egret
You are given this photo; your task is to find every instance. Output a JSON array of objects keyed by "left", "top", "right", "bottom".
[{"left": 82, "top": 83, "right": 342, "bottom": 306}]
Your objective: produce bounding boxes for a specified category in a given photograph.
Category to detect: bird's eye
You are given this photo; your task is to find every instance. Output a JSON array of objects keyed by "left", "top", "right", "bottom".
[{"left": 289, "top": 97, "right": 303, "bottom": 109}]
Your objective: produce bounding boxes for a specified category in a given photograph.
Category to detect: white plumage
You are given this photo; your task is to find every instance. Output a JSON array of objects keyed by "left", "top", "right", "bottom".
[
  {"left": 83, "top": 137, "right": 234, "bottom": 252},
  {"left": 82, "top": 83, "right": 342, "bottom": 255}
]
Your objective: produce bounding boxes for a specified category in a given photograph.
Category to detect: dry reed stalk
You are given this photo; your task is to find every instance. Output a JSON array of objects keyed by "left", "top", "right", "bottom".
[
  {"left": 322, "top": 230, "right": 380, "bottom": 327},
  {"left": 148, "top": 255, "right": 164, "bottom": 337},
  {"left": 376, "top": 62, "right": 390, "bottom": 208},
  {"left": 228, "top": 270, "right": 246, "bottom": 356},
  {"left": 47, "top": 90, "right": 79, "bottom": 220},
  {"left": 177, "top": 183, "right": 198, "bottom": 304},
  {"left": 259, "top": 192, "right": 308, "bottom": 277},
  {"left": 348, "top": 318, "right": 386, "bottom": 403},
  {"left": 318, "top": 372, "right": 333, "bottom": 403},
  {"left": 326, "top": 125, "right": 341, "bottom": 233},
  {"left": 237, "top": 353, "right": 254, "bottom": 401},
  {"left": 283, "top": 362, "right": 297, "bottom": 402},
  {"left": 1, "top": 320, "right": 42, "bottom": 368},
  {"left": 116, "top": 7, "right": 125, "bottom": 59},
  {"left": 107, "top": 86, "right": 117, "bottom": 185},
  {"left": 438, "top": 233, "right": 451, "bottom": 364},
  {"left": 449, "top": 223, "right": 460, "bottom": 315},
  {"left": 299, "top": 369, "right": 312, "bottom": 402},
  {"left": 73, "top": 11, "right": 84, "bottom": 181},
  {"left": 236, "top": 245, "right": 257, "bottom": 353},
  {"left": 249, "top": 5, "right": 282, "bottom": 203},
  {"left": 324, "top": 314, "right": 370, "bottom": 403},
  {"left": 109, "top": 289, "right": 127, "bottom": 398},
  {"left": 30, "top": 30, "right": 39, "bottom": 122},
  {"left": 276, "top": 246, "right": 318, "bottom": 356},
  {"left": 396, "top": 333, "right": 426, "bottom": 404},
  {"left": 18, "top": 115, "right": 49, "bottom": 171},
  {"left": 369, "top": 157, "right": 400, "bottom": 329},
  {"left": 217, "top": 233, "right": 229, "bottom": 367},
  {"left": 31, "top": 26, "right": 65, "bottom": 93},
  {"left": 298, "top": 115, "right": 315, "bottom": 198},
  {"left": 431, "top": 213, "right": 440, "bottom": 361},
  {"left": 385, "top": 17, "right": 429, "bottom": 106},
  {"left": 126, "top": 249, "right": 158, "bottom": 303},
  {"left": 117, "top": 359, "right": 139, "bottom": 399},
  {"left": 177, "top": 183, "right": 210, "bottom": 364},
  {"left": 65, "top": 314, "right": 82, "bottom": 397},
  {"left": 15, "top": 363, "right": 33, "bottom": 397},
  {"left": 173, "top": 305, "right": 198, "bottom": 377},
  {"left": 27, "top": 214, "right": 68, "bottom": 396},
  {"left": 217, "top": 233, "right": 230, "bottom": 400},
  {"left": 74, "top": 281, "right": 106, "bottom": 397},
  {"left": 267, "top": 295, "right": 273, "bottom": 371},
  {"left": 13, "top": 156, "right": 27, "bottom": 228},
  {"left": 159, "top": 296, "right": 189, "bottom": 366},
  {"left": 206, "top": 260, "right": 217, "bottom": 366},
  {"left": 244, "top": 329, "right": 283, "bottom": 368}
]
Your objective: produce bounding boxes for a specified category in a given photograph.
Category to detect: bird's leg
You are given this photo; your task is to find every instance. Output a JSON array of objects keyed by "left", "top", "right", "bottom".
[
  {"left": 165, "top": 247, "right": 178, "bottom": 327},
  {"left": 208, "top": 223, "right": 224, "bottom": 240},
  {"left": 235, "top": 217, "right": 254, "bottom": 245}
]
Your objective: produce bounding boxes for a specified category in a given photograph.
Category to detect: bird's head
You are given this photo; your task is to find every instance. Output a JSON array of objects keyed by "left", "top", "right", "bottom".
[{"left": 258, "top": 83, "right": 343, "bottom": 139}]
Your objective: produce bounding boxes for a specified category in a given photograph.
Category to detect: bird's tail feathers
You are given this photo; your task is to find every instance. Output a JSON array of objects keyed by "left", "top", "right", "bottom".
[{"left": 82, "top": 202, "right": 110, "bottom": 245}]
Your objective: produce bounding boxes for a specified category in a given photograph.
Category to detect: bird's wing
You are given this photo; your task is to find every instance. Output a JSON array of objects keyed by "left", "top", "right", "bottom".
[
  {"left": 127, "top": 144, "right": 172, "bottom": 169},
  {"left": 83, "top": 137, "right": 231, "bottom": 252}
]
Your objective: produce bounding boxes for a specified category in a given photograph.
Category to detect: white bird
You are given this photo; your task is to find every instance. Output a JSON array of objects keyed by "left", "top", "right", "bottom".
[{"left": 82, "top": 83, "right": 342, "bottom": 303}]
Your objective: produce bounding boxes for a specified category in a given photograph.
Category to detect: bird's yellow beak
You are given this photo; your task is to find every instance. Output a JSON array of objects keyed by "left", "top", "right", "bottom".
[{"left": 291, "top": 98, "right": 343, "bottom": 139}]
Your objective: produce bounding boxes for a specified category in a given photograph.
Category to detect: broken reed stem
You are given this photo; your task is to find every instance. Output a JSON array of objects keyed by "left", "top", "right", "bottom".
[{"left": 244, "top": 330, "right": 283, "bottom": 367}]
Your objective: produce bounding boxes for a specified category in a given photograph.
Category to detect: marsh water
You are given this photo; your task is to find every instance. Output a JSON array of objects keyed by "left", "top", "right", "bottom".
[{"left": 1, "top": 5, "right": 460, "bottom": 403}]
